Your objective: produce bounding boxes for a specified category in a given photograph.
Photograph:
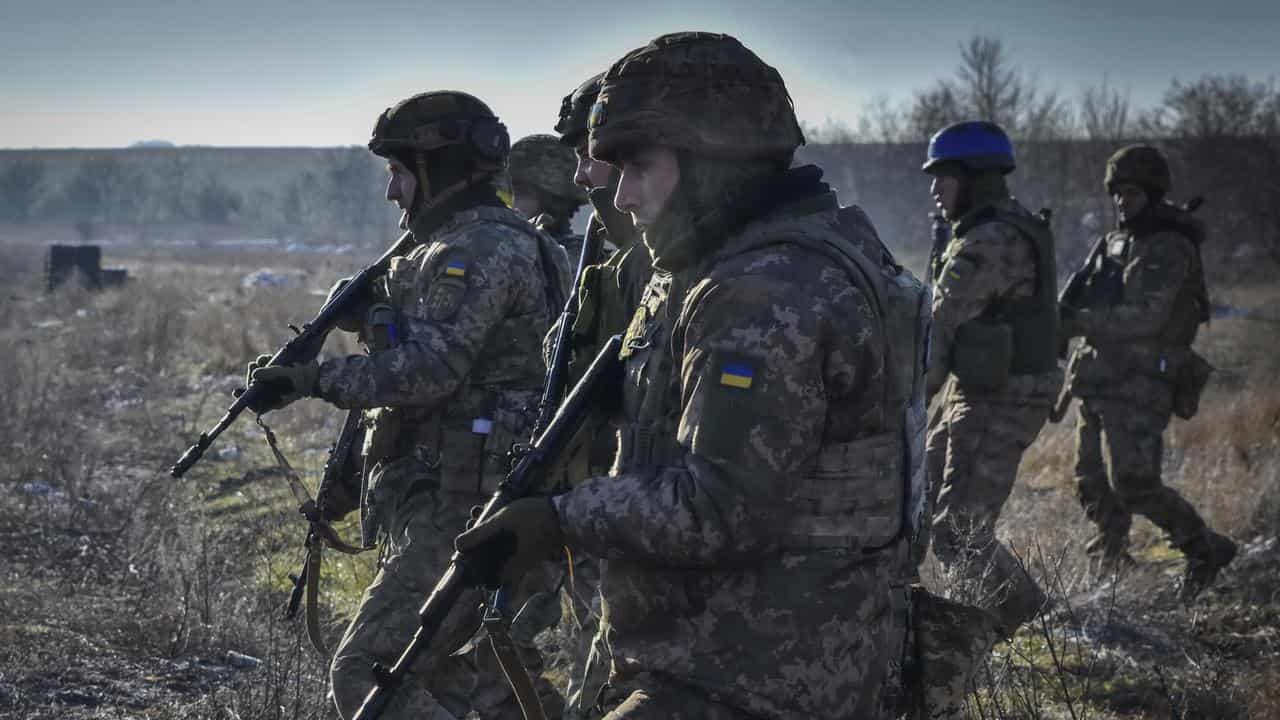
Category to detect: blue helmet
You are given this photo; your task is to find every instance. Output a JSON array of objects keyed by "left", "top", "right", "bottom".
[{"left": 922, "top": 121, "right": 1015, "bottom": 175}]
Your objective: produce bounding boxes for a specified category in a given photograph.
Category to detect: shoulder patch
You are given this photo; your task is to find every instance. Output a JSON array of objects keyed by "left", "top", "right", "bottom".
[
  {"left": 718, "top": 362, "right": 755, "bottom": 390},
  {"left": 444, "top": 259, "right": 467, "bottom": 278}
]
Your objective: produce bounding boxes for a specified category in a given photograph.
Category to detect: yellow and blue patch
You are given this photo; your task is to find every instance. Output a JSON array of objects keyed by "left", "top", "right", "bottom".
[
  {"left": 719, "top": 362, "right": 755, "bottom": 390},
  {"left": 444, "top": 259, "right": 467, "bottom": 278}
]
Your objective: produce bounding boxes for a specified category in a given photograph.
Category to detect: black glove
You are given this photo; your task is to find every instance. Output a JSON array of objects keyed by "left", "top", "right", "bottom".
[
  {"left": 239, "top": 354, "right": 318, "bottom": 413},
  {"left": 455, "top": 497, "right": 563, "bottom": 589},
  {"left": 325, "top": 276, "right": 369, "bottom": 333}
]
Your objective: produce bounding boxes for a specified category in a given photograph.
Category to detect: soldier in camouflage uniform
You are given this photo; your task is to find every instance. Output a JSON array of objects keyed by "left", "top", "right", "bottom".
[
  {"left": 548, "top": 71, "right": 652, "bottom": 720},
  {"left": 248, "top": 91, "right": 571, "bottom": 720},
  {"left": 921, "top": 122, "right": 1060, "bottom": 640},
  {"left": 510, "top": 133, "right": 590, "bottom": 261},
  {"left": 1060, "top": 144, "right": 1236, "bottom": 601},
  {"left": 457, "top": 32, "right": 912, "bottom": 719}
]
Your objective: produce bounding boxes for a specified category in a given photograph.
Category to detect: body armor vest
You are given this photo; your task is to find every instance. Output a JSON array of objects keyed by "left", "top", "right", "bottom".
[
  {"left": 362, "top": 206, "right": 568, "bottom": 504},
  {"left": 1085, "top": 203, "right": 1208, "bottom": 348},
  {"left": 954, "top": 205, "right": 1059, "bottom": 375},
  {"left": 614, "top": 201, "right": 930, "bottom": 552}
]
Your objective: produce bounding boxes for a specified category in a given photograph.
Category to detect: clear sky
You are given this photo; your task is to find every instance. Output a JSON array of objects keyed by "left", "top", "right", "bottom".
[{"left": 2, "top": 0, "right": 1277, "bottom": 148}]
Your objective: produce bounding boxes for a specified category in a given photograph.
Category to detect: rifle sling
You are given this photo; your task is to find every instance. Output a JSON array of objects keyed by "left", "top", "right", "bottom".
[
  {"left": 304, "top": 539, "right": 328, "bottom": 656},
  {"left": 484, "top": 608, "right": 547, "bottom": 720},
  {"left": 257, "top": 417, "right": 372, "bottom": 658}
]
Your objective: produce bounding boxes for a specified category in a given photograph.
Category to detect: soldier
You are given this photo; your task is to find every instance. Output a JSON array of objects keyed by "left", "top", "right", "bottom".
[
  {"left": 554, "top": 72, "right": 649, "bottom": 391},
  {"left": 548, "top": 71, "right": 652, "bottom": 720},
  {"left": 921, "top": 121, "right": 1060, "bottom": 639},
  {"left": 1060, "top": 144, "right": 1235, "bottom": 601},
  {"left": 246, "top": 91, "right": 571, "bottom": 720},
  {"left": 457, "top": 32, "right": 913, "bottom": 719},
  {"left": 510, "top": 133, "right": 590, "bottom": 260}
]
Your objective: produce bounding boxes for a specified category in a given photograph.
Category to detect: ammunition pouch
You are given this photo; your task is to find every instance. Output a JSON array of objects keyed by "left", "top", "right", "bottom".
[
  {"left": 438, "top": 407, "right": 525, "bottom": 495},
  {"left": 361, "top": 455, "right": 438, "bottom": 546},
  {"left": 951, "top": 320, "right": 1013, "bottom": 393},
  {"left": 783, "top": 432, "right": 904, "bottom": 551}
]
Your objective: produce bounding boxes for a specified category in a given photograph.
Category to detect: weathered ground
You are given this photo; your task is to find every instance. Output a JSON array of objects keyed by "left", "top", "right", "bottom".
[{"left": 0, "top": 240, "right": 1277, "bottom": 719}]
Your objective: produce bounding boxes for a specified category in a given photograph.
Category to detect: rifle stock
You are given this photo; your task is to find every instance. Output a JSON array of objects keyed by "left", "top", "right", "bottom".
[
  {"left": 170, "top": 232, "right": 415, "bottom": 478},
  {"left": 352, "top": 334, "right": 623, "bottom": 720}
]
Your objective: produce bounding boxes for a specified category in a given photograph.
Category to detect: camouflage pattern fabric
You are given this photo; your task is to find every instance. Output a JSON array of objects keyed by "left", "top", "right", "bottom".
[
  {"left": 553, "top": 219, "right": 653, "bottom": 720},
  {"left": 329, "top": 464, "right": 557, "bottom": 720},
  {"left": 317, "top": 204, "right": 570, "bottom": 720},
  {"left": 510, "top": 133, "right": 586, "bottom": 205},
  {"left": 1074, "top": 399, "right": 1208, "bottom": 551},
  {"left": 925, "top": 379, "right": 1055, "bottom": 629},
  {"left": 552, "top": 192, "right": 904, "bottom": 719},
  {"left": 594, "top": 672, "right": 769, "bottom": 719},
  {"left": 907, "top": 587, "right": 1002, "bottom": 720},
  {"left": 926, "top": 196, "right": 1059, "bottom": 634},
  {"left": 1068, "top": 226, "right": 1214, "bottom": 556}
]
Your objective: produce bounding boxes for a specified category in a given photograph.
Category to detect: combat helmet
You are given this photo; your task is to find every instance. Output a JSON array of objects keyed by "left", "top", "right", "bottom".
[
  {"left": 588, "top": 32, "right": 805, "bottom": 164},
  {"left": 555, "top": 73, "right": 603, "bottom": 148},
  {"left": 368, "top": 91, "right": 509, "bottom": 210},
  {"left": 509, "top": 134, "right": 586, "bottom": 205},
  {"left": 922, "top": 121, "right": 1016, "bottom": 175},
  {"left": 1104, "top": 144, "right": 1171, "bottom": 196}
]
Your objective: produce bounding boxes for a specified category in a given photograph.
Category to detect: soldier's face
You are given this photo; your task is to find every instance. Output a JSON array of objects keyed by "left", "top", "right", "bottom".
[
  {"left": 1112, "top": 183, "right": 1148, "bottom": 224},
  {"left": 930, "top": 174, "right": 962, "bottom": 220},
  {"left": 574, "top": 143, "right": 615, "bottom": 190},
  {"left": 386, "top": 158, "right": 418, "bottom": 227},
  {"left": 612, "top": 146, "right": 680, "bottom": 234}
]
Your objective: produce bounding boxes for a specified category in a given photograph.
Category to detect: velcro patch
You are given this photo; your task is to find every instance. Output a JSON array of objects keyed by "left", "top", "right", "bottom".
[
  {"left": 425, "top": 277, "right": 466, "bottom": 321},
  {"left": 444, "top": 259, "right": 467, "bottom": 278}
]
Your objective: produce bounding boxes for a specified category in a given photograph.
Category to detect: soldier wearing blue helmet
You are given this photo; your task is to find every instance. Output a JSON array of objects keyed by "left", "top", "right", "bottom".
[{"left": 918, "top": 121, "right": 1061, "bottom": 655}]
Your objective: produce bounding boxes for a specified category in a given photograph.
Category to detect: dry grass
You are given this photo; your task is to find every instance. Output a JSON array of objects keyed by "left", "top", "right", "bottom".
[{"left": 1, "top": 238, "right": 1277, "bottom": 719}]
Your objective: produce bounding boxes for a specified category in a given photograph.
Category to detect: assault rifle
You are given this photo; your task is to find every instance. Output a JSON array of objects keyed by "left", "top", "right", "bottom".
[
  {"left": 1049, "top": 235, "right": 1107, "bottom": 423},
  {"left": 352, "top": 334, "right": 623, "bottom": 720},
  {"left": 532, "top": 211, "right": 602, "bottom": 439},
  {"left": 170, "top": 231, "right": 415, "bottom": 478}
]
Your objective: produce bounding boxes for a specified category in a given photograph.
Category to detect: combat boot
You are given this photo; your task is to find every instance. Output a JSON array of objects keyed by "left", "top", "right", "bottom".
[{"left": 1177, "top": 530, "right": 1237, "bottom": 602}]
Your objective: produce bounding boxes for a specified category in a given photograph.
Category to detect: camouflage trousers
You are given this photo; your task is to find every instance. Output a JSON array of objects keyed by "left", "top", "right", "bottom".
[
  {"left": 904, "top": 587, "right": 1002, "bottom": 720},
  {"left": 1074, "top": 398, "right": 1207, "bottom": 552},
  {"left": 592, "top": 672, "right": 764, "bottom": 720},
  {"left": 560, "top": 557, "right": 610, "bottom": 720},
  {"left": 924, "top": 392, "right": 1048, "bottom": 633},
  {"left": 329, "top": 459, "right": 560, "bottom": 720}
]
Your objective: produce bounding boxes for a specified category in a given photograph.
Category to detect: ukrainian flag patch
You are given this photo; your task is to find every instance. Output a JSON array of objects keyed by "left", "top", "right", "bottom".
[
  {"left": 719, "top": 362, "right": 755, "bottom": 390},
  {"left": 444, "top": 259, "right": 467, "bottom": 278}
]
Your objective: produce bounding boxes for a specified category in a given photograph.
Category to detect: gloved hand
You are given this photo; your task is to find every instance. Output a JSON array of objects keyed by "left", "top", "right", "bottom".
[
  {"left": 242, "top": 354, "right": 318, "bottom": 413},
  {"left": 325, "top": 276, "right": 368, "bottom": 333},
  {"left": 455, "top": 497, "right": 563, "bottom": 589}
]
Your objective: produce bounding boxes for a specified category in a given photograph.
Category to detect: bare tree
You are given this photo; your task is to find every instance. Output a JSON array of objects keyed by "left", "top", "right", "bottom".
[
  {"left": 1080, "top": 76, "right": 1131, "bottom": 141},
  {"left": 908, "top": 82, "right": 964, "bottom": 140},
  {"left": 1141, "top": 74, "right": 1274, "bottom": 138},
  {"left": 957, "top": 36, "right": 1025, "bottom": 129},
  {"left": 908, "top": 35, "right": 1073, "bottom": 141}
]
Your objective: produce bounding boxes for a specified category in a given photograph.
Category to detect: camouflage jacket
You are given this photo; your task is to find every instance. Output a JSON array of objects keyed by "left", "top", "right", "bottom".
[
  {"left": 928, "top": 197, "right": 1061, "bottom": 403},
  {"left": 1069, "top": 225, "right": 1202, "bottom": 405},
  {"left": 553, "top": 190, "right": 900, "bottom": 718},
  {"left": 315, "top": 204, "right": 571, "bottom": 493}
]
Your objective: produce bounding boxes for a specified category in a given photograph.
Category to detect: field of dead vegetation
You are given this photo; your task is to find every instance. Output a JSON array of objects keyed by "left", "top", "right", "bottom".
[{"left": 0, "top": 239, "right": 1277, "bottom": 720}]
